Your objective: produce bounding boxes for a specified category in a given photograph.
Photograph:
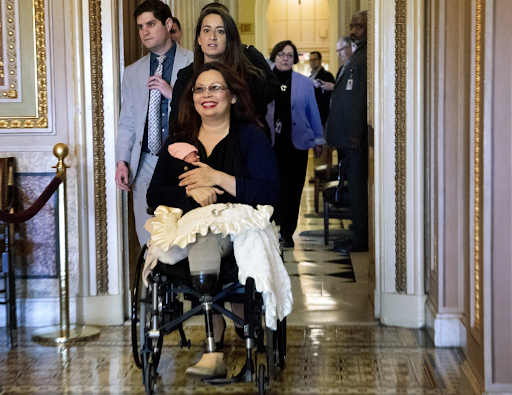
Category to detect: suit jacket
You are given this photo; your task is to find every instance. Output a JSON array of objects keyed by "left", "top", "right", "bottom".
[
  {"left": 325, "top": 42, "right": 367, "bottom": 149},
  {"left": 266, "top": 70, "right": 325, "bottom": 150},
  {"left": 115, "top": 43, "right": 194, "bottom": 184},
  {"left": 312, "top": 67, "right": 335, "bottom": 125}
]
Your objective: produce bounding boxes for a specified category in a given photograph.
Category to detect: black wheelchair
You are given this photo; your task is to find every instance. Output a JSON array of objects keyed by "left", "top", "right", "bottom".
[{"left": 131, "top": 243, "right": 287, "bottom": 394}]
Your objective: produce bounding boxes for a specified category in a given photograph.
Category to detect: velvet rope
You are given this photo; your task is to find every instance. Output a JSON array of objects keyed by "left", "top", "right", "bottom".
[{"left": 0, "top": 177, "right": 63, "bottom": 224}]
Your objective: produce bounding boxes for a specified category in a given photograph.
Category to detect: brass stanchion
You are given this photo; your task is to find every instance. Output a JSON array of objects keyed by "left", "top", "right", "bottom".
[{"left": 33, "top": 144, "right": 101, "bottom": 344}]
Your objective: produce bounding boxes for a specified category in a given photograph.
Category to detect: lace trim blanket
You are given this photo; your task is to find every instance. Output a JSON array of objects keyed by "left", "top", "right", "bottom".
[{"left": 143, "top": 204, "right": 293, "bottom": 330}]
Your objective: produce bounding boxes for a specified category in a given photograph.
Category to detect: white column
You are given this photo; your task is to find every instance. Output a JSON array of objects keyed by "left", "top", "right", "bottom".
[
  {"left": 74, "top": 0, "right": 124, "bottom": 326},
  {"left": 373, "top": 0, "right": 427, "bottom": 328}
]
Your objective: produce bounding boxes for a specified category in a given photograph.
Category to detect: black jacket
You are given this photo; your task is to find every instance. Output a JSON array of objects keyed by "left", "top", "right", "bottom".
[
  {"left": 326, "top": 42, "right": 367, "bottom": 148},
  {"left": 312, "top": 67, "right": 335, "bottom": 126},
  {"left": 169, "top": 45, "right": 280, "bottom": 137}
]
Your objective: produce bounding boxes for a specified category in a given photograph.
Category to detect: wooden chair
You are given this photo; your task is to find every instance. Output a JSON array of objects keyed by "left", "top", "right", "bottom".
[
  {"left": 322, "top": 158, "right": 350, "bottom": 245},
  {"left": 313, "top": 147, "right": 339, "bottom": 212},
  {"left": 0, "top": 157, "right": 17, "bottom": 346}
]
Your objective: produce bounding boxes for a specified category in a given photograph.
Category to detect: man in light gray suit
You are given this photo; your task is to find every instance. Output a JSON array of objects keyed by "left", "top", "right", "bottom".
[{"left": 115, "top": 0, "right": 193, "bottom": 246}]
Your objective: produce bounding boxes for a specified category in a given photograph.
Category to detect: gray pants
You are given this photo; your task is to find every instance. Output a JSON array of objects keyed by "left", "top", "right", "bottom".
[
  {"left": 188, "top": 233, "right": 233, "bottom": 275},
  {"left": 132, "top": 152, "right": 159, "bottom": 247}
]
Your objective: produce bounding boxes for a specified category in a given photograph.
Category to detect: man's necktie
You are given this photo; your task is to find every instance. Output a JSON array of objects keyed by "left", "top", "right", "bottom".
[{"left": 147, "top": 55, "right": 166, "bottom": 155}]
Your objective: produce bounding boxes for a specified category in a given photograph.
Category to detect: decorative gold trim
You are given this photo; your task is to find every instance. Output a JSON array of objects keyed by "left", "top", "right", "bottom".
[
  {"left": 433, "top": 0, "right": 439, "bottom": 275},
  {"left": 0, "top": 0, "right": 48, "bottom": 128},
  {"left": 0, "top": 0, "right": 18, "bottom": 96},
  {"left": 89, "top": 0, "right": 108, "bottom": 294},
  {"left": 367, "top": 2, "right": 373, "bottom": 126},
  {"left": 473, "top": 0, "right": 482, "bottom": 330},
  {"left": 394, "top": 0, "right": 407, "bottom": 293}
]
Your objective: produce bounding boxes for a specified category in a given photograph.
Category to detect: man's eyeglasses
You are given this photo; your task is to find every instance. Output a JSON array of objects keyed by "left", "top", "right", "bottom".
[
  {"left": 192, "top": 84, "right": 229, "bottom": 94},
  {"left": 336, "top": 46, "right": 351, "bottom": 53},
  {"left": 276, "top": 52, "right": 294, "bottom": 59}
]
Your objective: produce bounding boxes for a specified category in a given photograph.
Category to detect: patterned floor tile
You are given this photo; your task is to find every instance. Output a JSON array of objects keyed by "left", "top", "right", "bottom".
[{"left": 0, "top": 159, "right": 473, "bottom": 394}]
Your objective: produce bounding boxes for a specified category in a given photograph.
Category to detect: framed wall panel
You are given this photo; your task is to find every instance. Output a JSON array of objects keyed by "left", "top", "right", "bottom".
[{"left": 0, "top": 0, "right": 50, "bottom": 130}]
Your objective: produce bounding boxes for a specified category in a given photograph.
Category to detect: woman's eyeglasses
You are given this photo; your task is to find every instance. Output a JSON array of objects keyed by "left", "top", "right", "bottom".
[
  {"left": 276, "top": 52, "right": 294, "bottom": 59},
  {"left": 192, "top": 84, "right": 229, "bottom": 94}
]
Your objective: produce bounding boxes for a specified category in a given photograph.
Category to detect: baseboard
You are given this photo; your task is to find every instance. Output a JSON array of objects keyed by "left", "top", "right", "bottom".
[
  {"left": 380, "top": 293, "right": 427, "bottom": 328},
  {"left": 425, "top": 300, "right": 464, "bottom": 347},
  {"left": 0, "top": 297, "right": 76, "bottom": 327},
  {"left": 76, "top": 294, "right": 124, "bottom": 326}
]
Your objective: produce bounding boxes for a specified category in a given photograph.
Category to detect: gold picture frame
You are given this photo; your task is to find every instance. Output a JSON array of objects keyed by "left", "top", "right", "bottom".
[{"left": 0, "top": 0, "right": 48, "bottom": 129}]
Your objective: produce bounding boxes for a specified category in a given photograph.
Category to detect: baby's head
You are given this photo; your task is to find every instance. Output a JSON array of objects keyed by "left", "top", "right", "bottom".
[
  {"left": 183, "top": 150, "right": 199, "bottom": 163},
  {"left": 168, "top": 142, "right": 200, "bottom": 163}
]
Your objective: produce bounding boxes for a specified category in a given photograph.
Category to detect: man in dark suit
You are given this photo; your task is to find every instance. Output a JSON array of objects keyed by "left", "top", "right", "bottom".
[
  {"left": 309, "top": 52, "right": 335, "bottom": 126},
  {"left": 323, "top": 10, "right": 369, "bottom": 253}
]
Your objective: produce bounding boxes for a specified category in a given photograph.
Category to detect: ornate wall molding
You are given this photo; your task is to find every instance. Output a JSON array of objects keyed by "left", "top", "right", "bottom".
[
  {"left": 472, "top": 0, "right": 482, "bottom": 331},
  {"left": 89, "top": 0, "right": 108, "bottom": 295},
  {"left": 0, "top": 0, "right": 48, "bottom": 128},
  {"left": 394, "top": 0, "right": 406, "bottom": 293},
  {"left": 432, "top": 0, "right": 439, "bottom": 276},
  {"left": 367, "top": 1, "right": 373, "bottom": 126},
  {"left": 0, "top": 0, "right": 19, "bottom": 99}
]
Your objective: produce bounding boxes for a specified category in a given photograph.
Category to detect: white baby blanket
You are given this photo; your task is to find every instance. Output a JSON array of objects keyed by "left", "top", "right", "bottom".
[{"left": 143, "top": 204, "right": 293, "bottom": 330}]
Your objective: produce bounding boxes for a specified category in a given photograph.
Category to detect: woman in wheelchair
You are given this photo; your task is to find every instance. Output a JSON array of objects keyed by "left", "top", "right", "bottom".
[{"left": 146, "top": 62, "right": 281, "bottom": 378}]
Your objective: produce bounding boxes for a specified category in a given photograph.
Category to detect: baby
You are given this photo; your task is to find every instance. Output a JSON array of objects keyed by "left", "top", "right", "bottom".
[{"left": 168, "top": 142, "right": 200, "bottom": 163}]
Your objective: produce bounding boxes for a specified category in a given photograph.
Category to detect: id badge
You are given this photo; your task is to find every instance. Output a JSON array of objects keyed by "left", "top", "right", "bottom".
[
  {"left": 275, "top": 120, "right": 282, "bottom": 134},
  {"left": 346, "top": 79, "right": 353, "bottom": 90}
]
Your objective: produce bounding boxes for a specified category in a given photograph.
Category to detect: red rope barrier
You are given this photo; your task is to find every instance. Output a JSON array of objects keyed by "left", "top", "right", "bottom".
[{"left": 0, "top": 176, "right": 63, "bottom": 224}]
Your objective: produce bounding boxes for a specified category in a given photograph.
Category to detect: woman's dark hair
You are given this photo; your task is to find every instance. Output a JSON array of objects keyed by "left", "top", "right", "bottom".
[
  {"left": 201, "top": 3, "right": 229, "bottom": 13},
  {"left": 134, "top": 0, "right": 172, "bottom": 25},
  {"left": 172, "top": 62, "right": 261, "bottom": 145},
  {"left": 193, "top": 8, "right": 260, "bottom": 81},
  {"left": 269, "top": 40, "right": 299, "bottom": 64}
]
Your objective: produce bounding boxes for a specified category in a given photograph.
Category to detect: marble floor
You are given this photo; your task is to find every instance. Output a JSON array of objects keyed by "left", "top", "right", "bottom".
[{"left": 0, "top": 158, "right": 476, "bottom": 394}]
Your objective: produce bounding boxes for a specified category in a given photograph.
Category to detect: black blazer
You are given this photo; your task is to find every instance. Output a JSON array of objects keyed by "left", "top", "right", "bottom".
[
  {"left": 169, "top": 46, "right": 280, "bottom": 138},
  {"left": 325, "top": 42, "right": 367, "bottom": 148},
  {"left": 312, "top": 67, "right": 335, "bottom": 125}
]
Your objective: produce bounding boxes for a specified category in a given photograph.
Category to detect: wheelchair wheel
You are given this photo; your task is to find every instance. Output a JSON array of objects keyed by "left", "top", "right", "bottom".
[
  {"left": 132, "top": 245, "right": 147, "bottom": 369},
  {"left": 140, "top": 279, "right": 164, "bottom": 374},
  {"left": 258, "top": 364, "right": 266, "bottom": 395},
  {"left": 265, "top": 326, "right": 277, "bottom": 380},
  {"left": 143, "top": 351, "right": 156, "bottom": 394},
  {"left": 277, "top": 317, "right": 287, "bottom": 370}
]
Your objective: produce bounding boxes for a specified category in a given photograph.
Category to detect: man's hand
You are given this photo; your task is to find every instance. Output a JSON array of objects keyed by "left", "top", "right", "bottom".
[
  {"left": 318, "top": 80, "right": 335, "bottom": 91},
  {"left": 115, "top": 161, "right": 130, "bottom": 191},
  {"left": 187, "top": 186, "right": 224, "bottom": 207},
  {"left": 313, "top": 145, "right": 323, "bottom": 158},
  {"left": 147, "top": 76, "right": 173, "bottom": 100},
  {"left": 178, "top": 162, "right": 220, "bottom": 191}
]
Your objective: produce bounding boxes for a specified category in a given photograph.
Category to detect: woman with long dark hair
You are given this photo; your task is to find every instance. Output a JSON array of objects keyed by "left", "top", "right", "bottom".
[
  {"left": 168, "top": 6, "right": 279, "bottom": 136},
  {"left": 147, "top": 62, "right": 280, "bottom": 377}
]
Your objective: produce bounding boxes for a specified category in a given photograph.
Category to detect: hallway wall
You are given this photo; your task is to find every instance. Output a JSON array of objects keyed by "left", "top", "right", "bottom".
[
  {"left": 0, "top": 0, "right": 82, "bottom": 326},
  {"left": 424, "top": 0, "right": 512, "bottom": 392}
]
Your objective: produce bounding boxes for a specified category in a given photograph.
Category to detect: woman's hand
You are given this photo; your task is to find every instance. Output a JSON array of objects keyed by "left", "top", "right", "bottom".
[
  {"left": 179, "top": 162, "right": 237, "bottom": 196},
  {"left": 179, "top": 162, "right": 220, "bottom": 190},
  {"left": 313, "top": 145, "right": 323, "bottom": 158},
  {"left": 187, "top": 186, "right": 224, "bottom": 207}
]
